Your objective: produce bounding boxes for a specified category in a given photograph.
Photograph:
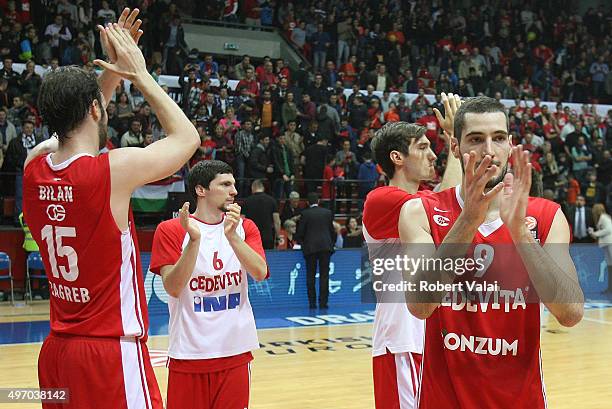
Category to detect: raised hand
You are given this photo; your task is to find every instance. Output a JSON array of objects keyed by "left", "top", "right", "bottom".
[
  {"left": 179, "top": 202, "right": 200, "bottom": 242},
  {"left": 433, "top": 92, "right": 462, "bottom": 137},
  {"left": 93, "top": 23, "right": 148, "bottom": 82},
  {"left": 500, "top": 145, "right": 532, "bottom": 240},
  {"left": 224, "top": 203, "right": 242, "bottom": 238},
  {"left": 98, "top": 8, "right": 143, "bottom": 64},
  {"left": 460, "top": 151, "right": 504, "bottom": 227}
]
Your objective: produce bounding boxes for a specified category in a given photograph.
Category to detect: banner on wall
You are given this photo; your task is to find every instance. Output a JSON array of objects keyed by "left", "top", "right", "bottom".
[
  {"left": 142, "top": 245, "right": 609, "bottom": 316},
  {"left": 143, "top": 248, "right": 375, "bottom": 315}
]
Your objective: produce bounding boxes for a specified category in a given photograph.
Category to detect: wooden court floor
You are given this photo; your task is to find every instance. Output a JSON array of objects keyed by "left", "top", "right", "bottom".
[{"left": 1, "top": 303, "right": 611, "bottom": 409}]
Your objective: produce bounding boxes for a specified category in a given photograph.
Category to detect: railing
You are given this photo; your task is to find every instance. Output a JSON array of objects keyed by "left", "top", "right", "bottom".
[{"left": 182, "top": 16, "right": 277, "bottom": 33}]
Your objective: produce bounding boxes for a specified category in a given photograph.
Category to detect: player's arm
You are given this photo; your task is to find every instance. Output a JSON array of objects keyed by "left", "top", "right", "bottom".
[
  {"left": 158, "top": 203, "right": 201, "bottom": 298},
  {"left": 98, "top": 8, "right": 143, "bottom": 108},
  {"left": 94, "top": 24, "right": 199, "bottom": 192},
  {"left": 226, "top": 205, "right": 267, "bottom": 281},
  {"left": 399, "top": 198, "right": 479, "bottom": 319},
  {"left": 515, "top": 209, "right": 584, "bottom": 327},
  {"left": 24, "top": 136, "right": 58, "bottom": 169},
  {"left": 160, "top": 239, "right": 199, "bottom": 298},
  {"left": 434, "top": 93, "right": 462, "bottom": 191}
]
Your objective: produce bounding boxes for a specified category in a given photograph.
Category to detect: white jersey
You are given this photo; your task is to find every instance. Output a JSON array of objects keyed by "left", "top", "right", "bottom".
[
  {"left": 150, "top": 215, "right": 265, "bottom": 359},
  {"left": 362, "top": 186, "right": 428, "bottom": 357}
]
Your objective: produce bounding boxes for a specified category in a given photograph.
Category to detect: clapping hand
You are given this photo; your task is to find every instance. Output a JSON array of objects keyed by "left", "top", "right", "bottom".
[{"left": 179, "top": 202, "right": 200, "bottom": 242}]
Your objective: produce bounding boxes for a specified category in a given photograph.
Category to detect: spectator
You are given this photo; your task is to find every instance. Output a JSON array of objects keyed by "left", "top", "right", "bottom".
[
  {"left": 161, "top": 16, "right": 188, "bottom": 73},
  {"left": 281, "top": 91, "right": 298, "bottom": 128},
  {"left": 272, "top": 133, "right": 295, "bottom": 198},
  {"left": 564, "top": 195, "right": 595, "bottom": 243},
  {"left": 96, "top": 0, "right": 116, "bottom": 25},
  {"left": 571, "top": 136, "right": 592, "bottom": 180},
  {"left": 342, "top": 217, "right": 363, "bottom": 248},
  {"left": 311, "top": 23, "right": 331, "bottom": 73},
  {"left": 234, "top": 55, "right": 254, "bottom": 80},
  {"left": 0, "top": 109, "right": 17, "bottom": 155},
  {"left": 0, "top": 57, "right": 21, "bottom": 97},
  {"left": 357, "top": 152, "right": 379, "bottom": 202},
  {"left": 44, "top": 14, "right": 72, "bottom": 59},
  {"left": 581, "top": 172, "right": 605, "bottom": 207},
  {"left": 248, "top": 134, "right": 273, "bottom": 180},
  {"left": 199, "top": 54, "right": 219, "bottom": 79},
  {"left": 2, "top": 120, "right": 41, "bottom": 224},
  {"left": 283, "top": 219, "right": 298, "bottom": 249},
  {"left": 236, "top": 68, "right": 259, "bottom": 98},
  {"left": 281, "top": 191, "right": 303, "bottom": 224},
  {"left": 120, "top": 118, "right": 144, "bottom": 148},
  {"left": 589, "top": 204, "right": 612, "bottom": 294},
  {"left": 242, "top": 179, "right": 280, "bottom": 249},
  {"left": 303, "top": 135, "right": 329, "bottom": 193},
  {"left": 590, "top": 56, "right": 609, "bottom": 100}
]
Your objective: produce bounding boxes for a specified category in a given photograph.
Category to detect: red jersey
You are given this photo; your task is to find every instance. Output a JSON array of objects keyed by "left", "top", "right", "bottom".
[
  {"left": 417, "top": 186, "right": 559, "bottom": 409},
  {"left": 362, "top": 186, "right": 432, "bottom": 240},
  {"left": 363, "top": 186, "right": 433, "bottom": 357},
  {"left": 23, "top": 153, "right": 149, "bottom": 339}
]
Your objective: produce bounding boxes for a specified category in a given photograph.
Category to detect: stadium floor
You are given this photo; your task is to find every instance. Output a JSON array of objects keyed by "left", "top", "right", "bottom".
[{"left": 1, "top": 299, "right": 611, "bottom": 408}]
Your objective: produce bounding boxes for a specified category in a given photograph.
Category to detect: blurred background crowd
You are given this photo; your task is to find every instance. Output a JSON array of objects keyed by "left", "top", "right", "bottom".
[{"left": 0, "top": 0, "right": 611, "bottom": 248}]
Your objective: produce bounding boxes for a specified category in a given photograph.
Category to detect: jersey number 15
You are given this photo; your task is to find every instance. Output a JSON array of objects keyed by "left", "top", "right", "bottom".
[{"left": 41, "top": 225, "right": 79, "bottom": 282}]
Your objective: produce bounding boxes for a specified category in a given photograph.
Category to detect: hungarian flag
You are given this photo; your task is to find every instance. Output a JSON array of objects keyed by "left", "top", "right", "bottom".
[{"left": 131, "top": 176, "right": 186, "bottom": 213}]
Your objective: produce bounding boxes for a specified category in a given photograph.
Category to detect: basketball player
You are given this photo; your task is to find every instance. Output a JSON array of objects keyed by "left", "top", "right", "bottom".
[
  {"left": 149, "top": 160, "right": 268, "bottom": 409},
  {"left": 399, "top": 96, "right": 584, "bottom": 408},
  {"left": 22, "top": 11, "right": 199, "bottom": 409},
  {"left": 363, "top": 93, "right": 462, "bottom": 409}
]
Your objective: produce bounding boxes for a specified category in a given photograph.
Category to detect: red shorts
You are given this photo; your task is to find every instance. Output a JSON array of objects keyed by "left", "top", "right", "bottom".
[
  {"left": 373, "top": 350, "right": 422, "bottom": 409},
  {"left": 167, "top": 362, "right": 251, "bottom": 409},
  {"left": 38, "top": 332, "right": 163, "bottom": 409}
]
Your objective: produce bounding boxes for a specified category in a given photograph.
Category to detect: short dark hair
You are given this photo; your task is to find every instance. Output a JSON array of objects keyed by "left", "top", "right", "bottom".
[
  {"left": 307, "top": 192, "right": 319, "bottom": 205},
  {"left": 370, "top": 122, "right": 426, "bottom": 178},
  {"left": 454, "top": 96, "right": 508, "bottom": 143},
  {"left": 188, "top": 160, "right": 233, "bottom": 199},
  {"left": 38, "top": 66, "right": 102, "bottom": 143}
]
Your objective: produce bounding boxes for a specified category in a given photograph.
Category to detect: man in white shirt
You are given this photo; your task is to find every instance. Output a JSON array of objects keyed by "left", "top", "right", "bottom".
[
  {"left": 44, "top": 14, "right": 72, "bottom": 56},
  {"left": 150, "top": 160, "right": 268, "bottom": 409}
]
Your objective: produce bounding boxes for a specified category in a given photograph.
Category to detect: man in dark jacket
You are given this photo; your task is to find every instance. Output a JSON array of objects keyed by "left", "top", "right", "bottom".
[
  {"left": 563, "top": 195, "right": 595, "bottom": 243},
  {"left": 2, "top": 120, "right": 42, "bottom": 224},
  {"left": 271, "top": 133, "right": 295, "bottom": 199},
  {"left": 302, "top": 135, "right": 329, "bottom": 194},
  {"left": 295, "top": 192, "right": 336, "bottom": 309},
  {"left": 248, "top": 134, "right": 273, "bottom": 180},
  {"left": 242, "top": 179, "right": 281, "bottom": 249}
]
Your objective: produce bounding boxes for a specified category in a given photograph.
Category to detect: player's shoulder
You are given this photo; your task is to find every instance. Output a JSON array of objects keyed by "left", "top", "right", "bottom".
[
  {"left": 527, "top": 196, "right": 561, "bottom": 214},
  {"left": 365, "top": 186, "right": 417, "bottom": 210},
  {"left": 418, "top": 186, "right": 454, "bottom": 206},
  {"left": 155, "top": 217, "right": 184, "bottom": 236},
  {"left": 241, "top": 216, "right": 259, "bottom": 232}
]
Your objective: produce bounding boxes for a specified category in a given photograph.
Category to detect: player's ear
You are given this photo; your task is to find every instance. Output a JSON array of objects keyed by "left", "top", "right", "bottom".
[
  {"left": 90, "top": 99, "right": 102, "bottom": 122},
  {"left": 195, "top": 185, "right": 206, "bottom": 198},
  {"left": 508, "top": 134, "right": 513, "bottom": 157},
  {"left": 450, "top": 136, "right": 460, "bottom": 158},
  {"left": 389, "top": 150, "right": 403, "bottom": 166}
]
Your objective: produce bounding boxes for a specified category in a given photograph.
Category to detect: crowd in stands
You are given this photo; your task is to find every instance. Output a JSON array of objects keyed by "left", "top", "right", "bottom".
[{"left": 0, "top": 0, "right": 611, "bottom": 248}]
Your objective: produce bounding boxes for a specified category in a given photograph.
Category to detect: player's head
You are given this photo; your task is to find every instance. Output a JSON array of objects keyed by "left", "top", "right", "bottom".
[
  {"left": 370, "top": 121, "right": 436, "bottom": 182},
  {"left": 38, "top": 66, "right": 107, "bottom": 149},
  {"left": 453, "top": 96, "right": 511, "bottom": 189},
  {"left": 188, "top": 160, "right": 236, "bottom": 212}
]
